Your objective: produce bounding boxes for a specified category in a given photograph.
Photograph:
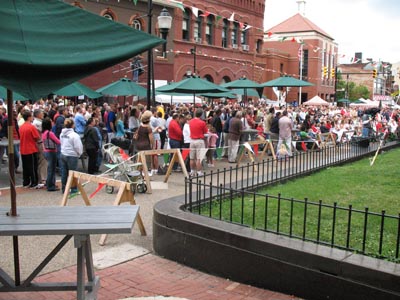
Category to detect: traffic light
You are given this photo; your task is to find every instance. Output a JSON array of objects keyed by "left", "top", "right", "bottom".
[
  {"left": 372, "top": 69, "right": 377, "bottom": 78},
  {"left": 322, "top": 66, "right": 328, "bottom": 77},
  {"left": 331, "top": 68, "right": 335, "bottom": 78}
]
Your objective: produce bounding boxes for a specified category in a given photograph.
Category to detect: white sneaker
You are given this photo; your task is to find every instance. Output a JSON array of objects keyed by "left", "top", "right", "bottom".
[
  {"left": 152, "top": 169, "right": 158, "bottom": 175},
  {"left": 197, "top": 171, "right": 204, "bottom": 176},
  {"left": 147, "top": 171, "right": 153, "bottom": 177},
  {"left": 207, "top": 164, "right": 214, "bottom": 167}
]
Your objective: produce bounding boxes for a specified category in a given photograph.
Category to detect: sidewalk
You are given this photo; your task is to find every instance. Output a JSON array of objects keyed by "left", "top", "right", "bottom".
[
  {"left": 0, "top": 254, "right": 298, "bottom": 300},
  {"left": 0, "top": 156, "right": 299, "bottom": 300}
]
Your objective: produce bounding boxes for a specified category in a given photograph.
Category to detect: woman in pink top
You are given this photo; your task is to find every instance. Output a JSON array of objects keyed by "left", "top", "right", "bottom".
[
  {"left": 42, "top": 117, "right": 61, "bottom": 192},
  {"left": 206, "top": 125, "right": 219, "bottom": 167}
]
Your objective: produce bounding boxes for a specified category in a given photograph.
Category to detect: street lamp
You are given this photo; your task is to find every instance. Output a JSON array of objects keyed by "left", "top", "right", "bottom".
[
  {"left": 158, "top": 8, "right": 172, "bottom": 58},
  {"left": 146, "top": 4, "right": 172, "bottom": 110},
  {"left": 190, "top": 45, "right": 197, "bottom": 74}
]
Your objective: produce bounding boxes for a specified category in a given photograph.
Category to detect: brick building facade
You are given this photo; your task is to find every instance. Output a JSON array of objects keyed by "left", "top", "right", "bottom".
[
  {"left": 264, "top": 13, "right": 337, "bottom": 105},
  {"left": 68, "top": 0, "right": 266, "bottom": 100}
]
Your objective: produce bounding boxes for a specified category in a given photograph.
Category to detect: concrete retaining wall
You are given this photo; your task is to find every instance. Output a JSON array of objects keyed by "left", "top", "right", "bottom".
[{"left": 153, "top": 196, "right": 400, "bottom": 300}]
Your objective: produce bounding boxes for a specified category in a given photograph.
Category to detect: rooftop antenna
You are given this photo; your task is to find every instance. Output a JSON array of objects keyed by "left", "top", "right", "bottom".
[{"left": 296, "top": 0, "right": 306, "bottom": 16}]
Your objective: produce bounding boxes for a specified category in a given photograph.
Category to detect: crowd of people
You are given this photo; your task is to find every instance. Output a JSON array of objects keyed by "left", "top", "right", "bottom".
[{"left": 0, "top": 97, "right": 399, "bottom": 192}]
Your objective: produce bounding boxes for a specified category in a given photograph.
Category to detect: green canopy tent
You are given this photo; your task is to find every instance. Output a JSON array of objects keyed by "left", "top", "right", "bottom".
[
  {"left": 0, "top": 86, "right": 27, "bottom": 101},
  {"left": 156, "top": 76, "right": 230, "bottom": 106},
  {"left": 261, "top": 76, "right": 313, "bottom": 87},
  {"left": 0, "top": 0, "right": 164, "bottom": 284},
  {"left": 53, "top": 82, "right": 102, "bottom": 99},
  {"left": 97, "top": 77, "right": 147, "bottom": 105},
  {"left": 0, "top": 0, "right": 164, "bottom": 100},
  {"left": 222, "top": 77, "right": 263, "bottom": 104},
  {"left": 261, "top": 76, "right": 313, "bottom": 106},
  {"left": 231, "top": 88, "right": 262, "bottom": 98}
]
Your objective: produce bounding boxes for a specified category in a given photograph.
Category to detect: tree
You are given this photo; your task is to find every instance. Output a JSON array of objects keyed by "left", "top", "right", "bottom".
[{"left": 350, "top": 85, "right": 370, "bottom": 100}]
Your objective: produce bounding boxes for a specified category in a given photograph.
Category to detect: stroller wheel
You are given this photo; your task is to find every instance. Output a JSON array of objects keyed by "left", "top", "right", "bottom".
[
  {"left": 106, "top": 185, "right": 114, "bottom": 194},
  {"left": 137, "top": 183, "right": 147, "bottom": 193}
]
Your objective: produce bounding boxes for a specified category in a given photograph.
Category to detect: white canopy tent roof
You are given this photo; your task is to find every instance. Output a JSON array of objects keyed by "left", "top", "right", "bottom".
[
  {"left": 304, "top": 95, "right": 329, "bottom": 106},
  {"left": 155, "top": 94, "right": 202, "bottom": 104}
]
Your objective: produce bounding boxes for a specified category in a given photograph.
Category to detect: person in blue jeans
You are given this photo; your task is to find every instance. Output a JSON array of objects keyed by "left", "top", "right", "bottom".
[
  {"left": 42, "top": 118, "right": 60, "bottom": 191},
  {"left": 60, "top": 118, "right": 83, "bottom": 194}
]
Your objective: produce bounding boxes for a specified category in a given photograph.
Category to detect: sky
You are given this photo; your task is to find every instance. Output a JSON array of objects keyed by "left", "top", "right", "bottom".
[{"left": 264, "top": 0, "right": 400, "bottom": 64}]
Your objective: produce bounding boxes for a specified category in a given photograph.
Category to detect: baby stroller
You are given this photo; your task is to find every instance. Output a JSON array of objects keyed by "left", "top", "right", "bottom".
[{"left": 102, "top": 143, "right": 147, "bottom": 194}]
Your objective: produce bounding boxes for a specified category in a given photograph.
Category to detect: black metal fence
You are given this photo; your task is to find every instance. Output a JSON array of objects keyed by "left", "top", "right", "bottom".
[{"left": 184, "top": 141, "right": 400, "bottom": 261}]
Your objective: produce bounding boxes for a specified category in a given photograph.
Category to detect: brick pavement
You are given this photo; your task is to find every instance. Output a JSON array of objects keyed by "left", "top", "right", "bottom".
[{"left": 0, "top": 254, "right": 299, "bottom": 300}]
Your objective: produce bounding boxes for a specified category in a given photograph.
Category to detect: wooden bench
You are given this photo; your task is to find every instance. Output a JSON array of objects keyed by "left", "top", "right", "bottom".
[{"left": 0, "top": 205, "right": 139, "bottom": 300}]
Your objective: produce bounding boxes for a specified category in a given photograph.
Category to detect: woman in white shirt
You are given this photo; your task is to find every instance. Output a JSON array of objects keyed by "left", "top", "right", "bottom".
[{"left": 60, "top": 118, "right": 83, "bottom": 194}]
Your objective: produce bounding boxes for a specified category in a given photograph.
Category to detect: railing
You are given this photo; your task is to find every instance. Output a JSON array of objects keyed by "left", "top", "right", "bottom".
[{"left": 184, "top": 141, "right": 400, "bottom": 261}]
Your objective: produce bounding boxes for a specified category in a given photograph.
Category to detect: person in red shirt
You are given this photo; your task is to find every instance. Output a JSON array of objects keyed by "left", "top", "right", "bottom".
[
  {"left": 189, "top": 108, "right": 208, "bottom": 176},
  {"left": 168, "top": 113, "right": 186, "bottom": 171},
  {"left": 19, "top": 110, "right": 40, "bottom": 188}
]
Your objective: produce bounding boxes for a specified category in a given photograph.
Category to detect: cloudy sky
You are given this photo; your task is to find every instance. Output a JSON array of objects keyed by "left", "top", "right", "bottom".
[{"left": 264, "top": 0, "right": 400, "bottom": 64}]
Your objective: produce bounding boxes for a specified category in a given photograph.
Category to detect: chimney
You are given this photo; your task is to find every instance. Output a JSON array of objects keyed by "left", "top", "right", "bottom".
[{"left": 296, "top": 0, "right": 306, "bottom": 16}]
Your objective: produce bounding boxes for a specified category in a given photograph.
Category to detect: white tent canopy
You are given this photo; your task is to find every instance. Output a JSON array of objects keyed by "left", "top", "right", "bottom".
[
  {"left": 155, "top": 94, "right": 202, "bottom": 104},
  {"left": 304, "top": 95, "right": 329, "bottom": 106}
]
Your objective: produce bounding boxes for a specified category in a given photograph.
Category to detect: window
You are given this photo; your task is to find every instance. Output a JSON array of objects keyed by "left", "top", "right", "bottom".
[
  {"left": 182, "top": 9, "right": 190, "bottom": 41},
  {"left": 205, "top": 15, "right": 214, "bottom": 45},
  {"left": 103, "top": 13, "right": 113, "bottom": 21},
  {"left": 130, "top": 19, "right": 142, "bottom": 31},
  {"left": 231, "top": 22, "right": 238, "bottom": 47},
  {"left": 241, "top": 24, "right": 248, "bottom": 45},
  {"left": 193, "top": 14, "right": 202, "bottom": 40},
  {"left": 222, "top": 19, "right": 228, "bottom": 48},
  {"left": 300, "top": 50, "right": 309, "bottom": 78},
  {"left": 256, "top": 39, "right": 262, "bottom": 53}
]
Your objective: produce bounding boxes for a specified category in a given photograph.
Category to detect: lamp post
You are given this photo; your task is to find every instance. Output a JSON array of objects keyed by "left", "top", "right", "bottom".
[
  {"left": 158, "top": 8, "right": 172, "bottom": 58},
  {"left": 146, "top": 0, "right": 153, "bottom": 110},
  {"left": 190, "top": 45, "right": 197, "bottom": 74}
]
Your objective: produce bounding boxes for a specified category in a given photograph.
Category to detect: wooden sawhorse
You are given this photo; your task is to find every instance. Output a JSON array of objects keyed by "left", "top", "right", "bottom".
[
  {"left": 137, "top": 148, "right": 188, "bottom": 194},
  {"left": 61, "top": 171, "right": 146, "bottom": 245}
]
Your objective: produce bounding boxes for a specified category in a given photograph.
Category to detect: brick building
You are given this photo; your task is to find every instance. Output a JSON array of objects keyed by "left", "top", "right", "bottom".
[
  {"left": 263, "top": 12, "right": 338, "bottom": 105},
  {"left": 68, "top": 0, "right": 266, "bottom": 102}
]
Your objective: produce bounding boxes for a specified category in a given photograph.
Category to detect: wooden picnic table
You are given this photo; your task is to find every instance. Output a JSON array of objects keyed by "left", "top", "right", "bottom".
[{"left": 0, "top": 205, "right": 139, "bottom": 300}]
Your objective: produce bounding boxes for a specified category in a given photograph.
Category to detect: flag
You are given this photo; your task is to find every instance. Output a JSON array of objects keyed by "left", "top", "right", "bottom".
[
  {"left": 267, "top": 31, "right": 273, "bottom": 37},
  {"left": 192, "top": 7, "right": 199, "bottom": 17},
  {"left": 279, "top": 36, "right": 288, "bottom": 42},
  {"left": 228, "top": 12, "right": 235, "bottom": 21},
  {"left": 297, "top": 46, "right": 303, "bottom": 61},
  {"left": 253, "top": 144, "right": 259, "bottom": 156},
  {"left": 90, "top": 183, "right": 105, "bottom": 199},
  {"left": 242, "top": 25, "right": 252, "bottom": 31},
  {"left": 199, "top": 11, "right": 211, "bottom": 17}
]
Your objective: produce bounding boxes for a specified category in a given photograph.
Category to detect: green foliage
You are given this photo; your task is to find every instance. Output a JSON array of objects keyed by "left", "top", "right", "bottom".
[
  {"left": 197, "top": 149, "right": 400, "bottom": 262},
  {"left": 336, "top": 73, "right": 371, "bottom": 100}
]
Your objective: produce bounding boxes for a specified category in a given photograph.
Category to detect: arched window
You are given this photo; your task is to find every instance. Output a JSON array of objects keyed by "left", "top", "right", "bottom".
[
  {"left": 130, "top": 19, "right": 142, "bottom": 30},
  {"left": 101, "top": 8, "right": 117, "bottom": 21},
  {"left": 221, "top": 76, "right": 231, "bottom": 84},
  {"left": 103, "top": 13, "right": 114, "bottom": 21},
  {"left": 204, "top": 74, "right": 214, "bottom": 83},
  {"left": 241, "top": 23, "right": 248, "bottom": 45},
  {"left": 231, "top": 22, "right": 238, "bottom": 47},
  {"left": 205, "top": 15, "right": 214, "bottom": 45},
  {"left": 193, "top": 13, "right": 202, "bottom": 42},
  {"left": 222, "top": 19, "right": 228, "bottom": 48},
  {"left": 182, "top": 9, "right": 190, "bottom": 41}
]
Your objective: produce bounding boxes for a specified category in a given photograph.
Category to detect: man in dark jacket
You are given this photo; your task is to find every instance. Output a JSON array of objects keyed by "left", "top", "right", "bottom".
[{"left": 84, "top": 118, "right": 100, "bottom": 174}]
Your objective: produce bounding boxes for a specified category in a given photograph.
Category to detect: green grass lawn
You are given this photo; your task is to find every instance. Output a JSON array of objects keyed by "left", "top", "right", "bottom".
[{"left": 197, "top": 148, "right": 400, "bottom": 262}]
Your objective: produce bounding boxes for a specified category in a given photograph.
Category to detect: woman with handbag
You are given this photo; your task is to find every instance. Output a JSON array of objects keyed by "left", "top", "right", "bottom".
[
  {"left": 42, "top": 117, "right": 60, "bottom": 192},
  {"left": 135, "top": 110, "right": 154, "bottom": 176}
]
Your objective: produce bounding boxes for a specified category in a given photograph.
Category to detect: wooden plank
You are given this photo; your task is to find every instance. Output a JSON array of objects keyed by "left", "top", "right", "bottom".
[{"left": 0, "top": 206, "right": 138, "bottom": 236}]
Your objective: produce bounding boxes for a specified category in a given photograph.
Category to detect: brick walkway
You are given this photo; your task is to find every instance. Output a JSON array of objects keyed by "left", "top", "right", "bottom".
[{"left": 0, "top": 254, "right": 299, "bottom": 300}]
